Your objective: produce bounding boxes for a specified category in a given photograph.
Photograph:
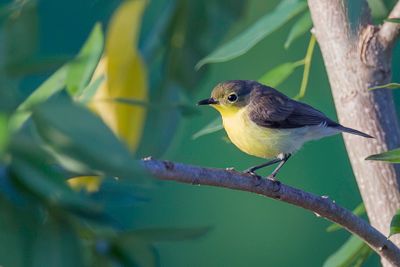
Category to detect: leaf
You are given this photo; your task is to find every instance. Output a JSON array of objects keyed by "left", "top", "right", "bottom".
[
  {"left": 258, "top": 61, "right": 304, "bottom": 88},
  {"left": 77, "top": 75, "right": 105, "bottom": 104},
  {"left": 125, "top": 227, "right": 211, "bottom": 242},
  {"left": 0, "top": 197, "right": 36, "bottom": 267},
  {"left": 66, "top": 23, "right": 104, "bottom": 97},
  {"left": 294, "top": 34, "right": 316, "bottom": 100},
  {"left": 113, "top": 227, "right": 211, "bottom": 267},
  {"left": 326, "top": 203, "right": 365, "bottom": 232},
  {"left": 366, "top": 148, "right": 400, "bottom": 163},
  {"left": 113, "top": 97, "right": 199, "bottom": 116},
  {"left": 284, "top": 11, "right": 312, "bottom": 49},
  {"left": 367, "top": 0, "right": 387, "bottom": 18},
  {"left": 89, "top": 0, "right": 148, "bottom": 153},
  {"left": 196, "top": 0, "right": 307, "bottom": 68},
  {"left": 390, "top": 209, "right": 400, "bottom": 236},
  {"left": 192, "top": 117, "right": 223, "bottom": 139},
  {"left": 323, "top": 235, "right": 372, "bottom": 267},
  {"left": 385, "top": 18, "right": 400, "bottom": 23},
  {"left": 32, "top": 218, "right": 84, "bottom": 267},
  {"left": 369, "top": 82, "right": 400, "bottom": 90},
  {"left": 10, "top": 65, "right": 68, "bottom": 131},
  {"left": 0, "top": 113, "right": 9, "bottom": 156},
  {"left": 31, "top": 98, "right": 146, "bottom": 181},
  {"left": 67, "top": 176, "right": 103, "bottom": 193},
  {"left": 10, "top": 137, "right": 102, "bottom": 213}
]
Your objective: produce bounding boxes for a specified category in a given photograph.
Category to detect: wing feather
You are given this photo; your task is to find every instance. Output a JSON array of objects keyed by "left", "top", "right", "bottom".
[{"left": 248, "top": 86, "right": 337, "bottom": 129}]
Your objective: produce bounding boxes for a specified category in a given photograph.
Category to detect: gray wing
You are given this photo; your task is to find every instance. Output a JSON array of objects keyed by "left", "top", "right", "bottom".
[{"left": 248, "top": 86, "right": 338, "bottom": 129}]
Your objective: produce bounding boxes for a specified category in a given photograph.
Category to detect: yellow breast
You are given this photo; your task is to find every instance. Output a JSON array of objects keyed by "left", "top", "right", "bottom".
[{"left": 216, "top": 106, "right": 287, "bottom": 158}]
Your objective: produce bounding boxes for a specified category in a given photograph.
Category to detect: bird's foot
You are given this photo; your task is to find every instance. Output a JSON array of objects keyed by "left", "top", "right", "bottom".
[
  {"left": 266, "top": 175, "right": 281, "bottom": 192},
  {"left": 243, "top": 167, "right": 257, "bottom": 175}
]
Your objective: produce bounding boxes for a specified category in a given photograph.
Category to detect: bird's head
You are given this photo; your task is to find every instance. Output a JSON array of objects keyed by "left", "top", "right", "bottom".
[{"left": 198, "top": 80, "right": 253, "bottom": 115}]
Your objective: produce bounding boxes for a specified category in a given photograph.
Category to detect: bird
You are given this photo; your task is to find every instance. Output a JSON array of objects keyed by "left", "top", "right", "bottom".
[{"left": 198, "top": 80, "right": 373, "bottom": 181}]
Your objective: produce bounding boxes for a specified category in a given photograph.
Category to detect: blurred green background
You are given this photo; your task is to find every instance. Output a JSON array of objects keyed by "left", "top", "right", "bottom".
[{"left": 1, "top": 0, "right": 400, "bottom": 266}]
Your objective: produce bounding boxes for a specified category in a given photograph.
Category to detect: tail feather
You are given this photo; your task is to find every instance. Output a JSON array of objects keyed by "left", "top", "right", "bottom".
[{"left": 335, "top": 125, "right": 374, "bottom": 138}]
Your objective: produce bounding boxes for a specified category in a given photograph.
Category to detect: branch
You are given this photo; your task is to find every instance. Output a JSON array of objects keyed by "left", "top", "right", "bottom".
[
  {"left": 379, "top": 0, "right": 400, "bottom": 48},
  {"left": 141, "top": 158, "right": 400, "bottom": 265}
]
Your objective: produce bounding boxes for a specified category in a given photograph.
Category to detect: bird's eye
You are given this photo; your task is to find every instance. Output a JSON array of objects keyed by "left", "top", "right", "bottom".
[{"left": 227, "top": 93, "right": 238, "bottom": 103}]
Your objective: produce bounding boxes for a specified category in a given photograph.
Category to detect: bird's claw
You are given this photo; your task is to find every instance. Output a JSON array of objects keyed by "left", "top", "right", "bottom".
[{"left": 267, "top": 175, "right": 281, "bottom": 192}]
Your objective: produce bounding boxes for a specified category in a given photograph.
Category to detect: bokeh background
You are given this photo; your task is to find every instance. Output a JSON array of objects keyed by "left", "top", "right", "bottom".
[{"left": 2, "top": 0, "right": 400, "bottom": 266}]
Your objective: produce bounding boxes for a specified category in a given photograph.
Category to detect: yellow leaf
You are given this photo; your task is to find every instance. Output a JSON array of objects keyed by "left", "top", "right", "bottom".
[
  {"left": 89, "top": 0, "right": 148, "bottom": 152},
  {"left": 68, "top": 176, "right": 103, "bottom": 193}
]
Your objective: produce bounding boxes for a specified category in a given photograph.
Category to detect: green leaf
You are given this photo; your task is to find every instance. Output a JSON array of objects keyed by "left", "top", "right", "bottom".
[
  {"left": 67, "top": 23, "right": 104, "bottom": 97},
  {"left": 10, "top": 65, "right": 68, "bottom": 131},
  {"left": 31, "top": 98, "right": 146, "bottom": 181},
  {"left": 196, "top": 0, "right": 307, "bottom": 68},
  {"left": 369, "top": 82, "right": 400, "bottom": 90},
  {"left": 326, "top": 203, "right": 365, "bottom": 232},
  {"left": 390, "top": 209, "right": 400, "bottom": 236},
  {"left": 0, "top": 197, "right": 37, "bottom": 267},
  {"left": 323, "top": 235, "right": 372, "bottom": 267},
  {"left": 0, "top": 113, "right": 9, "bottom": 156},
  {"left": 77, "top": 75, "right": 105, "bottom": 104},
  {"left": 192, "top": 117, "right": 223, "bottom": 139},
  {"left": 367, "top": 0, "right": 388, "bottom": 18},
  {"left": 113, "top": 227, "right": 210, "bottom": 267},
  {"left": 366, "top": 148, "right": 400, "bottom": 163},
  {"left": 284, "top": 11, "right": 312, "bottom": 49},
  {"left": 10, "top": 137, "right": 104, "bottom": 217},
  {"left": 125, "top": 227, "right": 211, "bottom": 242},
  {"left": 258, "top": 61, "right": 304, "bottom": 88},
  {"left": 32, "top": 218, "right": 84, "bottom": 267},
  {"left": 294, "top": 34, "right": 316, "bottom": 100},
  {"left": 385, "top": 18, "right": 400, "bottom": 23}
]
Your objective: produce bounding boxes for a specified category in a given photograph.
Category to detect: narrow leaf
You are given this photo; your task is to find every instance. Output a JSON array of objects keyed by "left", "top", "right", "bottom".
[
  {"left": 32, "top": 219, "right": 84, "bottom": 267},
  {"left": 366, "top": 148, "right": 400, "bottom": 163},
  {"left": 323, "top": 235, "right": 372, "bottom": 267},
  {"left": 284, "top": 11, "right": 312, "bottom": 49},
  {"left": 67, "top": 23, "right": 104, "bottom": 96},
  {"left": 125, "top": 227, "right": 211, "bottom": 242},
  {"left": 369, "top": 82, "right": 400, "bottom": 90},
  {"left": 258, "top": 61, "right": 303, "bottom": 88},
  {"left": 367, "top": 0, "right": 388, "bottom": 18},
  {"left": 390, "top": 209, "right": 400, "bottom": 236},
  {"left": 10, "top": 65, "right": 68, "bottom": 131},
  {"left": 196, "top": 0, "right": 307, "bottom": 68},
  {"left": 89, "top": 0, "right": 148, "bottom": 153},
  {"left": 192, "top": 117, "right": 223, "bottom": 139},
  {"left": 32, "top": 98, "right": 146, "bottom": 181},
  {"left": 385, "top": 18, "right": 400, "bottom": 23}
]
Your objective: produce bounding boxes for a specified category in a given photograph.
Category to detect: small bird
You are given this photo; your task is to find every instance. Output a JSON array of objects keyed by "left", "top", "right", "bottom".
[{"left": 198, "top": 80, "right": 372, "bottom": 180}]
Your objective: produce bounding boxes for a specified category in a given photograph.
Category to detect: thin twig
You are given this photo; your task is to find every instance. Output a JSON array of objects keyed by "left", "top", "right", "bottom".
[
  {"left": 379, "top": 0, "right": 400, "bottom": 48},
  {"left": 141, "top": 158, "right": 400, "bottom": 266}
]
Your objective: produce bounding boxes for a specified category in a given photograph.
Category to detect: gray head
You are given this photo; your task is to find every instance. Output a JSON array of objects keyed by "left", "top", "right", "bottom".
[{"left": 198, "top": 80, "right": 259, "bottom": 110}]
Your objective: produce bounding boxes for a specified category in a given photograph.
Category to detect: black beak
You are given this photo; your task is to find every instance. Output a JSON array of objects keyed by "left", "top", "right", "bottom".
[{"left": 197, "top": 98, "right": 218, "bottom": 105}]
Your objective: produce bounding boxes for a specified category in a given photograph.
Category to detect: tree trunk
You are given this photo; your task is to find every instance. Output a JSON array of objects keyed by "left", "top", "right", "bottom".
[{"left": 308, "top": 1, "right": 400, "bottom": 266}]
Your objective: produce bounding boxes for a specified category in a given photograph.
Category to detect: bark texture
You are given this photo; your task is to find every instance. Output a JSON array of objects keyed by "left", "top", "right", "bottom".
[
  {"left": 308, "top": 1, "right": 400, "bottom": 266},
  {"left": 142, "top": 158, "right": 400, "bottom": 265}
]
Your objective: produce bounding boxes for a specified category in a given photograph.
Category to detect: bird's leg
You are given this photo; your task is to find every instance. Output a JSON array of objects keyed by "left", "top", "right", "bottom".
[
  {"left": 244, "top": 157, "right": 282, "bottom": 175},
  {"left": 267, "top": 153, "right": 291, "bottom": 181}
]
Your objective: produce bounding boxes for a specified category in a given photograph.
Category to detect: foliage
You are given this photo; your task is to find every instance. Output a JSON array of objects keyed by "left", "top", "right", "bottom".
[
  {"left": 390, "top": 210, "right": 400, "bottom": 236},
  {"left": 0, "top": 0, "right": 219, "bottom": 266},
  {"left": 323, "top": 235, "right": 372, "bottom": 267},
  {"left": 1, "top": 0, "right": 399, "bottom": 266}
]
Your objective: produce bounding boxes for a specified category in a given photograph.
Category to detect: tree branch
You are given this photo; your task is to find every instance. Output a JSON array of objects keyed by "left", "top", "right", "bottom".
[
  {"left": 141, "top": 158, "right": 400, "bottom": 265},
  {"left": 379, "top": 0, "right": 400, "bottom": 48}
]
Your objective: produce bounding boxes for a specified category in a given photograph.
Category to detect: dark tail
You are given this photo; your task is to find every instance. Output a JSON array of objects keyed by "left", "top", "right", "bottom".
[{"left": 335, "top": 125, "right": 374, "bottom": 138}]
